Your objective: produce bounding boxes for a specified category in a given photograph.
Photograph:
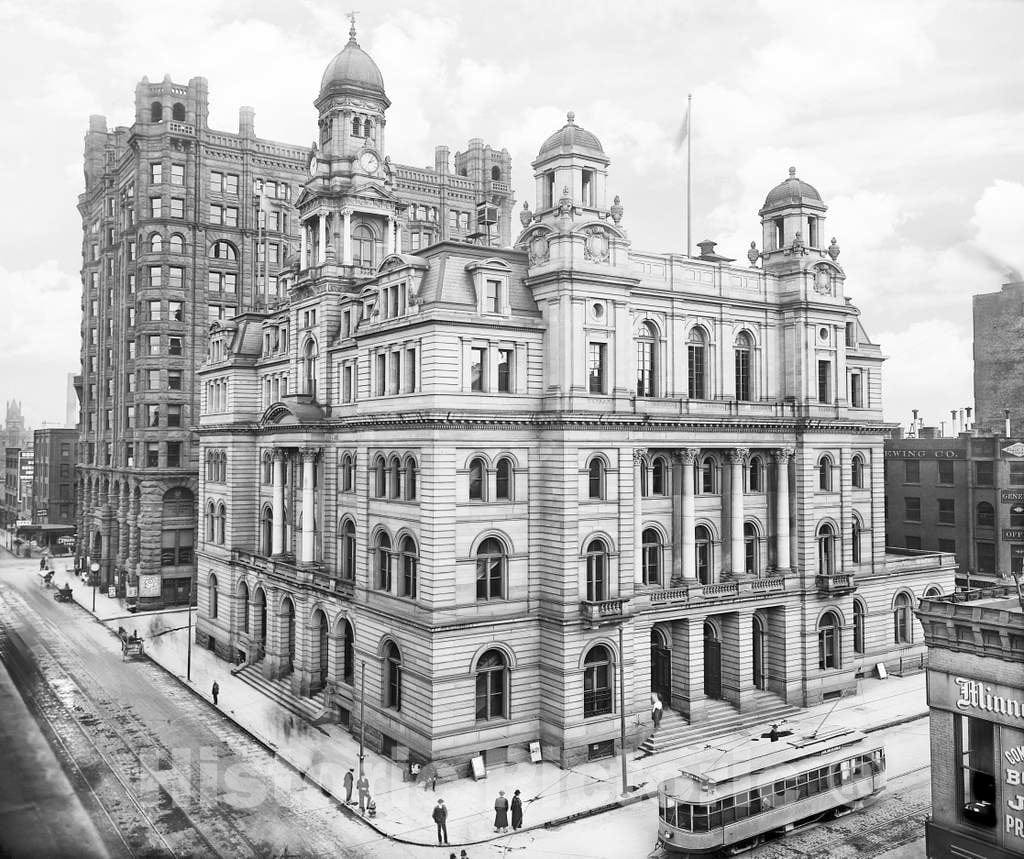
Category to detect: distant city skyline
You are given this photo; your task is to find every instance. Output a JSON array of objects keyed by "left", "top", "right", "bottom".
[{"left": 3, "top": 0, "right": 1024, "bottom": 427}]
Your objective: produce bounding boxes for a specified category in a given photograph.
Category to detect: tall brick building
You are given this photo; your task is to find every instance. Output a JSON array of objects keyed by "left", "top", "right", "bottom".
[
  {"left": 194, "top": 33, "right": 954, "bottom": 770},
  {"left": 76, "top": 25, "right": 515, "bottom": 607},
  {"left": 33, "top": 428, "right": 78, "bottom": 525},
  {"left": 973, "top": 278, "right": 1024, "bottom": 434}
]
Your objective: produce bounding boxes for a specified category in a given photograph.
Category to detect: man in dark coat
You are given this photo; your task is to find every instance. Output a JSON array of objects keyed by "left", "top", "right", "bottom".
[
  {"left": 432, "top": 798, "right": 449, "bottom": 844},
  {"left": 343, "top": 767, "right": 354, "bottom": 803},
  {"left": 212, "top": 681, "right": 219, "bottom": 706},
  {"left": 511, "top": 788, "right": 523, "bottom": 830}
]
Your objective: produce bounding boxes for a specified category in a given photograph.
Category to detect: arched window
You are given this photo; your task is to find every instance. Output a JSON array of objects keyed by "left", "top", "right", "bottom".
[
  {"left": 375, "top": 532, "right": 392, "bottom": 591},
  {"left": 352, "top": 116, "right": 362, "bottom": 136},
  {"left": 687, "top": 327, "right": 707, "bottom": 399},
  {"left": 818, "top": 455, "right": 833, "bottom": 491},
  {"left": 400, "top": 535, "right": 418, "bottom": 598},
  {"left": 585, "top": 538, "right": 608, "bottom": 601},
  {"left": 853, "top": 599, "right": 866, "bottom": 654},
  {"left": 151, "top": 102, "right": 163, "bottom": 122},
  {"left": 205, "top": 502, "right": 215, "bottom": 542},
  {"left": 208, "top": 574, "right": 219, "bottom": 618},
  {"left": 339, "top": 519, "right": 356, "bottom": 579},
  {"left": 389, "top": 455, "right": 402, "bottom": 500},
  {"left": 747, "top": 455, "right": 764, "bottom": 493},
  {"left": 695, "top": 525, "right": 712, "bottom": 584},
  {"left": 744, "top": 522, "right": 759, "bottom": 575},
  {"left": 261, "top": 454, "right": 272, "bottom": 485},
  {"left": 239, "top": 581, "right": 250, "bottom": 633},
  {"left": 341, "top": 620, "right": 354, "bottom": 685},
  {"left": 404, "top": 456, "right": 417, "bottom": 500},
  {"left": 490, "top": 165, "right": 502, "bottom": 182},
  {"left": 150, "top": 233, "right": 163, "bottom": 253},
  {"left": 210, "top": 240, "right": 238, "bottom": 261},
  {"left": 352, "top": 225, "right": 374, "bottom": 267},
  {"left": 495, "top": 457, "right": 513, "bottom": 501},
  {"left": 893, "top": 592, "right": 913, "bottom": 644},
  {"left": 475, "top": 649, "right": 507, "bottom": 720},
  {"left": 363, "top": 119, "right": 373, "bottom": 138},
  {"left": 817, "top": 523, "right": 836, "bottom": 575},
  {"left": 169, "top": 234, "right": 184, "bottom": 254},
  {"left": 476, "top": 537, "right": 506, "bottom": 600},
  {"left": 924, "top": 585, "right": 942, "bottom": 598},
  {"left": 641, "top": 528, "right": 661, "bottom": 586},
  {"left": 697, "top": 456, "right": 716, "bottom": 494},
  {"left": 383, "top": 641, "right": 401, "bottom": 710},
  {"left": 851, "top": 517, "right": 863, "bottom": 564},
  {"left": 583, "top": 645, "right": 613, "bottom": 717},
  {"left": 588, "top": 458, "right": 605, "bottom": 500},
  {"left": 469, "top": 457, "right": 486, "bottom": 501},
  {"left": 216, "top": 502, "right": 226, "bottom": 545},
  {"left": 341, "top": 453, "right": 354, "bottom": 492},
  {"left": 851, "top": 454, "right": 865, "bottom": 489},
  {"left": 261, "top": 506, "right": 273, "bottom": 555},
  {"left": 651, "top": 456, "right": 666, "bottom": 495},
  {"left": 818, "top": 611, "right": 841, "bottom": 669},
  {"left": 976, "top": 502, "right": 995, "bottom": 527},
  {"left": 302, "top": 339, "right": 317, "bottom": 397},
  {"left": 636, "top": 321, "right": 657, "bottom": 397},
  {"left": 171, "top": 102, "right": 186, "bottom": 121},
  {"left": 374, "top": 455, "right": 387, "bottom": 498},
  {"left": 734, "top": 331, "right": 753, "bottom": 401}
]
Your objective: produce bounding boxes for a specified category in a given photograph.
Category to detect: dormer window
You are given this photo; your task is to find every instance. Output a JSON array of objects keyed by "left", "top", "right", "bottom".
[
  {"left": 485, "top": 280, "right": 501, "bottom": 314},
  {"left": 379, "top": 282, "right": 407, "bottom": 320}
]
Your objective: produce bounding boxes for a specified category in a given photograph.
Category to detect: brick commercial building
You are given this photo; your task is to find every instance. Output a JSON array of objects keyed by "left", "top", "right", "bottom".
[
  {"left": 32, "top": 429, "right": 78, "bottom": 525},
  {"left": 916, "top": 586, "right": 1024, "bottom": 859},
  {"left": 193, "top": 31, "right": 954, "bottom": 770},
  {"left": 885, "top": 432, "right": 1024, "bottom": 589},
  {"left": 76, "top": 27, "right": 514, "bottom": 607},
  {"left": 974, "top": 278, "right": 1024, "bottom": 435}
]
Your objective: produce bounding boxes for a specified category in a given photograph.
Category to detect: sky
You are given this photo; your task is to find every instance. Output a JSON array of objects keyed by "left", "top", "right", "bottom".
[{"left": 1, "top": 0, "right": 1023, "bottom": 431}]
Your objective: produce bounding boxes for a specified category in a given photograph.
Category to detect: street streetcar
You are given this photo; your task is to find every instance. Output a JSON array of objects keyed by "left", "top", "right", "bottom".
[{"left": 657, "top": 723, "right": 885, "bottom": 855}]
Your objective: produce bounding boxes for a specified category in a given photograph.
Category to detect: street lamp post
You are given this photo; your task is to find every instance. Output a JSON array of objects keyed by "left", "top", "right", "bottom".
[
  {"left": 187, "top": 576, "right": 195, "bottom": 682},
  {"left": 358, "top": 661, "right": 366, "bottom": 777},
  {"left": 618, "top": 622, "right": 628, "bottom": 796},
  {"left": 90, "top": 562, "right": 99, "bottom": 612}
]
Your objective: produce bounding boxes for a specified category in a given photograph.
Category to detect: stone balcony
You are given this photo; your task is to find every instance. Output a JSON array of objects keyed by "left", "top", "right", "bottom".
[
  {"left": 646, "top": 575, "right": 787, "bottom": 608},
  {"left": 579, "top": 597, "right": 631, "bottom": 626},
  {"left": 815, "top": 572, "right": 857, "bottom": 596},
  {"left": 229, "top": 548, "right": 353, "bottom": 599}
]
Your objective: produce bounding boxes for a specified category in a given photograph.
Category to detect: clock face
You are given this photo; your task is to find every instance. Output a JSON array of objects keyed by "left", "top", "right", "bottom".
[
  {"left": 308, "top": 155, "right": 318, "bottom": 176},
  {"left": 360, "top": 151, "right": 380, "bottom": 173}
]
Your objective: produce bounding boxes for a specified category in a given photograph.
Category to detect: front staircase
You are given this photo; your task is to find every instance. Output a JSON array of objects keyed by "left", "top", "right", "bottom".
[
  {"left": 233, "top": 663, "right": 330, "bottom": 724},
  {"left": 639, "top": 691, "right": 799, "bottom": 756}
]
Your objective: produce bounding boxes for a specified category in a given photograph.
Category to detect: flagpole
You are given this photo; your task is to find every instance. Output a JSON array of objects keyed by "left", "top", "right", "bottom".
[{"left": 686, "top": 93, "right": 692, "bottom": 257}]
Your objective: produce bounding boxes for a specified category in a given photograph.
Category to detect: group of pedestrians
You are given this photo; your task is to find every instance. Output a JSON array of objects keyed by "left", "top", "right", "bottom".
[
  {"left": 343, "top": 767, "right": 375, "bottom": 816},
  {"left": 431, "top": 787, "right": 524, "bottom": 846}
]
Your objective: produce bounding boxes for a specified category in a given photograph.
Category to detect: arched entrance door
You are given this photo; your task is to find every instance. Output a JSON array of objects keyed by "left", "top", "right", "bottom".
[
  {"left": 703, "top": 620, "right": 722, "bottom": 699},
  {"left": 282, "top": 598, "right": 296, "bottom": 675},
  {"left": 650, "top": 628, "right": 671, "bottom": 706},
  {"left": 254, "top": 589, "right": 267, "bottom": 661},
  {"left": 312, "top": 609, "right": 328, "bottom": 692},
  {"left": 752, "top": 615, "right": 767, "bottom": 691}
]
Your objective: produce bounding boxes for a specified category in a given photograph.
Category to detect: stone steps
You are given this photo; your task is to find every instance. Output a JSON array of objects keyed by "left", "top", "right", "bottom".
[
  {"left": 234, "top": 663, "right": 327, "bottom": 723},
  {"left": 639, "top": 692, "right": 800, "bottom": 756}
]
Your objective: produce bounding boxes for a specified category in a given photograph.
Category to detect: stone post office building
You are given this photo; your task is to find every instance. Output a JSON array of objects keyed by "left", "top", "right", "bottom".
[{"left": 195, "top": 33, "right": 954, "bottom": 768}]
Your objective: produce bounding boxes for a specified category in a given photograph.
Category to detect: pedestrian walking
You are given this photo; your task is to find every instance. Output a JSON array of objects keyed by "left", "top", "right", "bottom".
[
  {"left": 343, "top": 767, "right": 354, "bottom": 803},
  {"left": 460, "top": 851, "right": 470, "bottom": 859},
  {"left": 212, "top": 681, "right": 220, "bottom": 706},
  {"left": 356, "top": 773, "right": 370, "bottom": 815},
  {"left": 432, "top": 798, "right": 449, "bottom": 844},
  {"left": 494, "top": 789, "right": 509, "bottom": 832},
  {"left": 769, "top": 723, "right": 780, "bottom": 742},
  {"left": 651, "top": 692, "right": 663, "bottom": 731},
  {"left": 511, "top": 788, "right": 523, "bottom": 830}
]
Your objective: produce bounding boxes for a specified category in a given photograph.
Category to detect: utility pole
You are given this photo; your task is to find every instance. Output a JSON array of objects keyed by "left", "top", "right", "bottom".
[
  {"left": 618, "top": 623, "right": 628, "bottom": 796},
  {"left": 187, "top": 575, "right": 195, "bottom": 681},
  {"left": 90, "top": 561, "right": 99, "bottom": 612},
  {"left": 358, "top": 661, "right": 367, "bottom": 777}
]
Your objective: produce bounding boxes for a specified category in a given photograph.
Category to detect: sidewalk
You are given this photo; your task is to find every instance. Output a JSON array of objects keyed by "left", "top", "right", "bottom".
[{"left": 45, "top": 560, "right": 930, "bottom": 849}]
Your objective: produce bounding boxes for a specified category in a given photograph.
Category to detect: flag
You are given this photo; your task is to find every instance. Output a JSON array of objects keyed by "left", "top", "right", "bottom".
[{"left": 674, "top": 102, "right": 690, "bottom": 151}]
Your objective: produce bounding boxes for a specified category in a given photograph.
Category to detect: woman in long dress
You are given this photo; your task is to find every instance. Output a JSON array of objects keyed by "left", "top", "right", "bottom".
[
  {"left": 511, "top": 789, "right": 523, "bottom": 830},
  {"left": 494, "top": 790, "right": 509, "bottom": 832}
]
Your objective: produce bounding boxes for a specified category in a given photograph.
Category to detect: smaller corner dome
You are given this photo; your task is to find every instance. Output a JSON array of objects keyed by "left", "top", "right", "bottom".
[
  {"left": 536, "top": 111, "right": 606, "bottom": 161},
  {"left": 763, "top": 167, "right": 824, "bottom": 209},
  {"left": 319, "top": 24, "right": 386, "bottom": 100}
]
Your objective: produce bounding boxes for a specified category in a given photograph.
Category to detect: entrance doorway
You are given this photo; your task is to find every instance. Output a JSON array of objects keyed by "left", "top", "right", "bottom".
[
  {"left": 254, "top": 588, "right": 267, "bottom": 661},
  {"left": 703, "top": 620, "right": 722, "bottom": 699},
  {"left": 651, "top": 628, "right": 671, "bottom": 706},
  {"left": 282, "top": 598, "right": 296, "bottom": 675},
  {"left": 752, "top": 615, "right": 767, "bottom": 691}
]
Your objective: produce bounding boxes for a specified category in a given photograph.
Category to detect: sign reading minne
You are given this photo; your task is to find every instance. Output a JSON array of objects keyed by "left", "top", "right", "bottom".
[{"left": 955, "top": 677, "right": 1024, "bottom": 719}]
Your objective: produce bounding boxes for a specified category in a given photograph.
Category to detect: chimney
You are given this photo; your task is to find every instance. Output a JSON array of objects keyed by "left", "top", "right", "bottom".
[
  {"left": 951, "top": 410, "right": 957, "bottom": 436},
  {"left": 435, "top": 145, "right": 450, "bottom": 173},
  {"left": 239, "top": 106, "right": 255, "bottom": 137}
]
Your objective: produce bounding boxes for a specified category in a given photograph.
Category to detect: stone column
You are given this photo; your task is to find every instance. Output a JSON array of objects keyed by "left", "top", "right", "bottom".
[
  {"left": 128, "top": 487, "right": 140, "bottom": 572},
  {"left": 385, "top": 215, "right": 394, "bottom": 256},
  {"left": 118, "top": 484, "right": 130, "bottom": 566},
  {"left": 300, "top": 449, "right": 316, "bottom": 564},
  {"left": 774, "top": 449, "right": 793, "bottom": 571},
  {"left": 729, "top": 449, "right": 748, "bottom": 576},
  {"left": 271, "top": 450, "right": 285, "bottom": 556},
  {"left": 300, "top": 219, "right": 308, "bottom": 269},
  {"left": 317, "top": 211, "right": 327, "bottom": 265},
  {"left": 633, "top": 448, "right": 646, "bottom": 586},
  {"left": 342, "top": 210, "right": 352, "bottom": 266},
  {"left": 681, "top": 448, "right": 699, "bottom": 581},
  {"left": 395, "top": 221, "right": 402, "bottom": 254}
]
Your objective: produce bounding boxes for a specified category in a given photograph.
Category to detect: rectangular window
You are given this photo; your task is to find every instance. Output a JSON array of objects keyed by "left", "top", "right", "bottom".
[
  {"left": 168, "top": 337, "right": 182, "bottom": 356},
  {"left": 150, "top": 197, "right": 162, "bottom": 218},
  {"left": 375, "top": 354, "right": 386, "bottom": 396},
  {"left": 389, "top": 351, "right": 400, "bottom": 395},
  {"left": 210, "top": 204, "right": 223, "bottom": 225},
  {"left": 904, "top": 497, "right": 921, "bottom": 522},
  {"left": 149, "top": 266, "right": 162, "bottom": 288},
  {"left": 127, "top": 373, "right": 136, "bottom": 393},
  {"left": 170, "top": 198, "right": 184, "bottom": 218},
  {"left": 937, "top": 460, "right": 955, "bottom": 485},
  {"left": 210, "top": 171, "right": 223, "bottom": 193},
  {"left": 168, "top": 371, "right": 182, "bottom": 391},
  {"left": 938, "top": 498, "right": 956, "bottom": 524},
  {"left": 497, "top": 348, "right": 513, "bottom": 394},
  {"left": 448, "top": 210, "right": 458, "bottom": 230},
  {"left": 957, "top": 715, "right": 996, "bottom": 828},
  {"left": 976, "top": 541, "right": 996, "bottom": 573},
  {"left": 817, "top": 360, "right": 832, "bottom": 403},
  {"left": 224, "top": 174, "right": 238, "bottom": 195},
  {"left": 975, "top": 460, "right": 994, "bottom": 486},
  {"left": 588, "top": 343, "right": 606, "bottom": 394},
  {"left": 166, "top": 442, "right": 181, "bottom": 468},
  {"left": 343, "top": 364, "right": 353, "bottom": 402},
  {"left": 850, "top": 371, "right": 863, "bottom": 408},
  {"left": 471, "top": 347, "right": 486, "bottom": 392},
  {"left": 146, "top": 442, "right": 159, "bottom": 468},
  {"left": 148, "top": 299, "right": 161, "bottom": 321},
  {"left": 146, "top": 404, "right": 160, "bottom": 427},
  {"left": 170, "top": 164, "right": 184, "bottom": 185},
  {"left": 904, "top": 460, "right": 920, "bottom": 483},
  {"left": 168, "top": 267, "right": 183, "bottom": 289},
  {"left": 485, "top": 279, "right": 501, "bottom": 313},
  {"left": 268, "top": 211, "right": 280, "bottom": 232},
  {"left": 224, "top": 207, "right": 238, "bottom": 227},
  {"left": 147, "top": 335, "right": 160, "bottom": 356},
  {"left": 735, "top": 348, "right": 750, "bottom": 401},
  {"left": 405, "top": 348, "right": 417, "bottom": 392},
  {"left": 938, "top": 538, "right": 957, "bottom": 553},
  {"left": 688, "top": 345, "right": 706, "bottom": 399},
  {"left": 1011, "top": 462, "right": 1024, "bottom": 486},
  {"left": 905, "top": 534, "right": 922, "bottom": 550},
  {"left": 150, "top": 163, "right": 163, "bottom": 184},
  {"left": 169, "top": 300, "right": 183, "bottom": 321}
]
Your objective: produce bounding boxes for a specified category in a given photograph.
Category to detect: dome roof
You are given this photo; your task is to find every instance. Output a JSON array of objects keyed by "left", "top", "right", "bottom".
[
  {"left": 536, "top": 112, "right": 606, "bottom": 161},
  {"left": 319, "top": 24, "right": 386, "bottom": 101},
  {"left": 763, "top": 167, "right": 824, "bottom": 209}
]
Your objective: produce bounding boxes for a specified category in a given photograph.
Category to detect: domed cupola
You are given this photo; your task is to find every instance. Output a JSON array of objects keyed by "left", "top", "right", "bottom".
[
  {"left": 758, "top": 167, "right": 829, "bottom": 259},
  {"left": 531, "top": 112, "right": 611, "bottom": 212},
  {"left": 535, "top": 112, "right": 608, "bottom": 164},
  {"left": 318, "top": 20, "right": 390, "bottom": 107}
]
